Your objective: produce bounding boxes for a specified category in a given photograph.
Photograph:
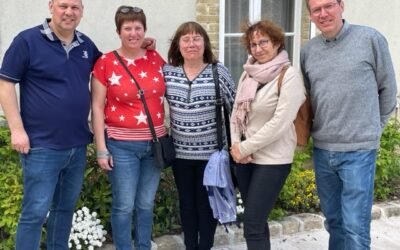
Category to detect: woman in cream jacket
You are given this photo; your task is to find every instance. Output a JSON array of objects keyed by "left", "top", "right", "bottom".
[{"left": 230, "top": 19, "right": 305, "bottom": 250}]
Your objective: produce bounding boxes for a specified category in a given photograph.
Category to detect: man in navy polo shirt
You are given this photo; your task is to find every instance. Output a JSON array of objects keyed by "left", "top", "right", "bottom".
[{"left": 0, "top": 0, "right": 101, "bottom": 249}]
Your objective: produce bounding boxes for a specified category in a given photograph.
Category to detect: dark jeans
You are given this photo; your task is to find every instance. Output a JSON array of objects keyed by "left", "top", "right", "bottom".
[
  {"left": 173, "top": 159, "right": 218, "bottom": 250},
  {"left": 236, "top": 163, "right": 291, "bottom": 250}
]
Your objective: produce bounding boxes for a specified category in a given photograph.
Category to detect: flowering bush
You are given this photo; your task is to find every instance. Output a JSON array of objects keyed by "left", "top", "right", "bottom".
[
  {"left": 69, "top": 207, "right": 107, "bottom": 250},
  {"left": 236, "top": 193, "right": 244, "bottom": 215}
]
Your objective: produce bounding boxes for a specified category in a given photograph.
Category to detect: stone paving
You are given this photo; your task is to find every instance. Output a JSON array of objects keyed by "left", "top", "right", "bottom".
[{"left": 99, "top": 200, "right": 400, "bottom": 250}]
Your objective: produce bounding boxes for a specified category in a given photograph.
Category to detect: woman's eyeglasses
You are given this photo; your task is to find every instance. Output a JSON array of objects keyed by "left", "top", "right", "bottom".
[
  {"left": 249, "top": 39, "right": 270, "bottom": 50},
  {"left": 118, "top": 6, "right": 143, "bottom": 14}
]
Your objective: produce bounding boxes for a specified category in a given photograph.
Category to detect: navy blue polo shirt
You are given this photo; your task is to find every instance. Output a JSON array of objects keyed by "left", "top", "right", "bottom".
[{"left": 0, "top": 20, "right": 102, "bottom": 149}]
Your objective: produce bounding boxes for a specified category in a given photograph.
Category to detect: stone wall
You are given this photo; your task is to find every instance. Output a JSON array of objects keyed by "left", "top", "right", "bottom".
[{"left": 196, "top": 0, "right": 220, "bottom": 56}]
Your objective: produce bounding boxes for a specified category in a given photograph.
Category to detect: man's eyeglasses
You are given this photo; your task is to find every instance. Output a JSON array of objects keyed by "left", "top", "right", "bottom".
[
  {"left": 310, "top": 1, "right": 340, "bottom": 16},
  {"left": 249, "top": 39, "right": 269, "bottom": 50},
  {"left": 118, "top": 6, "right": 143, "bottom": 14}
]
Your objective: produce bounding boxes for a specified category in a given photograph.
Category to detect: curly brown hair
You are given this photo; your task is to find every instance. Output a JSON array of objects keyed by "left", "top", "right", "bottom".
[{"left": 241, "top": 19, "right": 285, "bottom": 54}]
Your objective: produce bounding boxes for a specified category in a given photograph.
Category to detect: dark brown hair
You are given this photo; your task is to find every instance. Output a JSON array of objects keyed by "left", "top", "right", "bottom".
[
  {"left": 167, "top": 21, "right": 216, "bottom": 66},
  {"left": 241, "top": 19, "right": 285, "bottom": 54},
  {"left": 115, "top": 6, "right": 146, "bottom": 33}
]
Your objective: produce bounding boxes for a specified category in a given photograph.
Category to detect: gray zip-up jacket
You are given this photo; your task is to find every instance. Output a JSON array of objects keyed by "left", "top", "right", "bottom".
[{"left": 300, "top": 21, "right": 397, "bottom": 151}]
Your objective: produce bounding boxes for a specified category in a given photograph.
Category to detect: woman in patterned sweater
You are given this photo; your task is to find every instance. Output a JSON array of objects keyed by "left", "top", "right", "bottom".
[{"left": 163, "top": 21, "right": 235, "bottom": 250}]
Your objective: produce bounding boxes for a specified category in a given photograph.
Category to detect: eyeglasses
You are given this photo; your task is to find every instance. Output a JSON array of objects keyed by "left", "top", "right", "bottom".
[
  {"left": 249, "top": 39, "right": 270, "bottom": 50},
  {"left": 180, "top": 35, "right": 203, "bottom": 45},
  {"left": 310, "top": 1, "right": 340, "bottom": 16},
  {"left": 118, "top": 6, "right": 143, "bottom": 14}
]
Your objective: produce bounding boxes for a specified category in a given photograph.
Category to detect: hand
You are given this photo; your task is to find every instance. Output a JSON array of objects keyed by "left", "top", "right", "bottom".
[
  {"left": 11, "top": 128, "right": 30, "bottom": 154},
  {"left": 142, "top": 37, "right": 156, "bottom": 50},
  {"left": 97, "top": 156, "right": 113, "bottom": 171},
  {"left": 230, "top": 143, "right": 252, "bottom": 164},
  {"left": 238, "top": 155, "right": 253, "bottom": 164}
]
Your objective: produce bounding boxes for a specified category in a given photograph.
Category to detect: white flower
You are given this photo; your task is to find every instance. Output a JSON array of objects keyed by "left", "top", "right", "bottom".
[{"left": 68, "top": 207, "right": 107, "bottom": 249}]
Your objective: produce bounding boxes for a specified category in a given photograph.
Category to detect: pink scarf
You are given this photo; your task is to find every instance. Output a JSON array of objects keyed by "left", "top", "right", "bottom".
[{"left": 231, "top": 50, "right": 291, "bottom": 134}]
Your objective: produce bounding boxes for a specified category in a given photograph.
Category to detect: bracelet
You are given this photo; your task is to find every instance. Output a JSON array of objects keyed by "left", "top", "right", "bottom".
[{"left": 96, "top": 150, "right": 110, "bottom": 159}]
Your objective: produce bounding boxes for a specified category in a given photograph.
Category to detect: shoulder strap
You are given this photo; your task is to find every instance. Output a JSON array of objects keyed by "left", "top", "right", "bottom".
[
  {"left": 212, "top": 63, "right": 223, "bottom": 151},
  {"left": 113, "top": 50, "right": 158, "bottom": 141},
  {"left": 277, "top": 65, "right": 290, "bottom": 97},
  {"left": 212, "top": 63, "right": 231, "bottom": 151}
]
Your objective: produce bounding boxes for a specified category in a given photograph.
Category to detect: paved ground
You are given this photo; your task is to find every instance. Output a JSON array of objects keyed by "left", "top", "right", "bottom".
[
  {"left": 100, "top": 201, "right": 400, "bottom": 250},
  {"left": 213, "top": 216, "right": 400, "bottom": 250}
]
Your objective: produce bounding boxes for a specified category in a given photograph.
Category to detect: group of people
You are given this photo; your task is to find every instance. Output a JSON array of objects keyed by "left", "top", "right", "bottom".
[{"left": 0, "top": 0, "right": 397, "bottom": 250}]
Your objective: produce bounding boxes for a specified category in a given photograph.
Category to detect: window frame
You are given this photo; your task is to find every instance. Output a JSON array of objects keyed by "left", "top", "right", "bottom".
[{"left": 218, "top": 0, "right": 303, "bottom": 68}]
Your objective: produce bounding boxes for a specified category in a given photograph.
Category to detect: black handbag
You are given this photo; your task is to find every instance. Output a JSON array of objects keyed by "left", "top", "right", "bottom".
[{"left": 113, "top": 51, "right": 175, "bottom": 168}]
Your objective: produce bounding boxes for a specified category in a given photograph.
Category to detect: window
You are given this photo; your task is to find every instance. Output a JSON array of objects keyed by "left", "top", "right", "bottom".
[{"left": 219, "top": 0, "right": 302, "bottom": 82}]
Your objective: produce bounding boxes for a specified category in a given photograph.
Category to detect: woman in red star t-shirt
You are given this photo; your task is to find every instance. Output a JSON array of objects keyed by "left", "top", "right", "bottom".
[{"left": 91, "top": 6, "right": 165, "bottom": 250}]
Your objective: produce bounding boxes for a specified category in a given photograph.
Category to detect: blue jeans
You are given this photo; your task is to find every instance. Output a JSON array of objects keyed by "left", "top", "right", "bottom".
[
  {"left": 16, "top": 146, "right": 87, "bottom": 250},
  {"left": 313, "top": 147, "right": 377, "bottom": 250},
  {"left": 107, "top": 139, "right": 161, "bottom": 250}
]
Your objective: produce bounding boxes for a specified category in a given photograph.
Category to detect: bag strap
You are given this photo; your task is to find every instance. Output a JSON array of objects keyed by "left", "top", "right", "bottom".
[
  {"left": 276, "top": 65, "right": 290, "bottom": 96},
  {"left": 212, "top": 63, "right": 231, "bottom": 151},
  {"left": 113, "top": 50, "right": 158, "bottom": 142}
]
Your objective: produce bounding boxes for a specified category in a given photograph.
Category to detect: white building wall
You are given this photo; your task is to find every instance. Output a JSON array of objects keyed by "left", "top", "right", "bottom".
[
  {"left": 0, "top": 0, "right": 197, "bottom": 62},
  {"left": 343, "top": 0, "right": 400, "bottom": 94},
  {"left": 0, "top": 0, "right": 196, "bottom": 114}
]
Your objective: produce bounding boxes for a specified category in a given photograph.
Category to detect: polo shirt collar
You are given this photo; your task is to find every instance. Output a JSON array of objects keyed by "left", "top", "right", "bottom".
[
  {"left": 40, "top": 18, "right": 84, "bottom": 44},
  {"left": 321, "top": 19, "right": 350, "bottom": 44}
]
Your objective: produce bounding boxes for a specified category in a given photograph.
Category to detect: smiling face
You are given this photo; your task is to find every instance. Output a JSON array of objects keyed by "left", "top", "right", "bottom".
[
  {"left": 249, "top": 32, "right": 279, "bottom": 64},
  {"left": 49, "top": 0, "right": 83, "bottom": 34},
  {"left": 118, "top": 20, "right": 145, "bottom": 50},
  {"left": 308, "top": 0, "right": 344, "bottom": 39},
  {"left": 178, "top": 32, "right": 205, "bottom": 63}
]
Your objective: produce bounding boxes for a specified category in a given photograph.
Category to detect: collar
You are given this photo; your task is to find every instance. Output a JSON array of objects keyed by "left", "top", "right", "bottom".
[
  {"left": 40, "top": 18, "right": 84, "bottom": 44},
  {"left": 321, "top": 19, "right": 350, "bottom": 44}
]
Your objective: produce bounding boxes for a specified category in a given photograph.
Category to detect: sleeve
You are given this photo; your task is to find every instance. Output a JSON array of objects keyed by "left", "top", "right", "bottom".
[
  {"left": 0, "top": 35, "right": 30, "bottom": 84},
  {"left": 152, "top": 50, "right": 166, "bottom": 66},
  {"left": 372, "top": 32, "right": 398, "bottom": 127},
  {"left": 92, "top": 55, "right": 108, "bottom": 87},
  {"left": 300, "top": 48, "right": 311, "bottom": 96},
  {"left": 217, "top": 63, "right": 236, "bottom": 113}
]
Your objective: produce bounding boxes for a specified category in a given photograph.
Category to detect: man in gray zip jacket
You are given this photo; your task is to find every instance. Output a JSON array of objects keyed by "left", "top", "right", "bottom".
[{"left": 300, "top": 1, "right": 397, "bottom": 250}]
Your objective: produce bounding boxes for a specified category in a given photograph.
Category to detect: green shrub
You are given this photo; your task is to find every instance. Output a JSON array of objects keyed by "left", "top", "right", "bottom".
[
  {"left": 76, "top": 145, "right": 112, "bottom": 234},
  {"left": 273, "top": 142, "right": 320, "bottom": 218},
  {"left": 0, "top": 125, "right": 22, "bottom": 249},
  {"left": 375, "top": 119, "right": 400, "bottom": 200},
  {"left": 153, "top": 168, "right": 181, "bottom": 236}
]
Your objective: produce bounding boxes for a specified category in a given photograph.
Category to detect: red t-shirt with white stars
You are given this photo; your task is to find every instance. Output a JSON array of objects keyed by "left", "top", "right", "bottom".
[{"left": 92, "top": 50, "right": 166, "bottom": 141}]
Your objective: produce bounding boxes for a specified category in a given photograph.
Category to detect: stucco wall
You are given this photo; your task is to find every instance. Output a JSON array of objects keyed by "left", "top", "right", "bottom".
[
  {"left": 0, "top": 0, "right": 197, "bottom": 62},
  {"left": 343, "top": 0, "right": 400, "bottom": 94}
]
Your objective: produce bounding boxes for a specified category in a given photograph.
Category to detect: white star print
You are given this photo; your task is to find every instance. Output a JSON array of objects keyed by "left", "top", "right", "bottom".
[
  {"left": 125, "top": 58, "right": 136, "bottom": 66},
  {"left": 111, "top": 105, "right": 117, "bottom": 112},
  {"left": 139, "top": 71, "right": 147, "bottom": 79},
  {"left": 143, "top": 55, "right": 148, "bottom": 60},
  {"left": 119, "top": 115, "right": 125, "bottom": 121},
  {"left": 153, "top": 90, "right": 157, "bottom": 94},
  {"left": 158, "top": 67, "right": 163, "bottom": 75},
  {"left": 101, "top": 54, "right": 107, "bottom": 59},
  {"left": 134, "top": 111, "right": 147, "bottom": 125},
  {"left": 157, "top": 112, "right": 161, "bottom": 119},
  {"left": 109, "top": 72, "right": 122, "bottom": 86},
  {"left": 113, "top": 60, "right": 119, "bottom": 65},
  {"left": 153, "top": 77, "right": 159, "bottom": 83}
]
